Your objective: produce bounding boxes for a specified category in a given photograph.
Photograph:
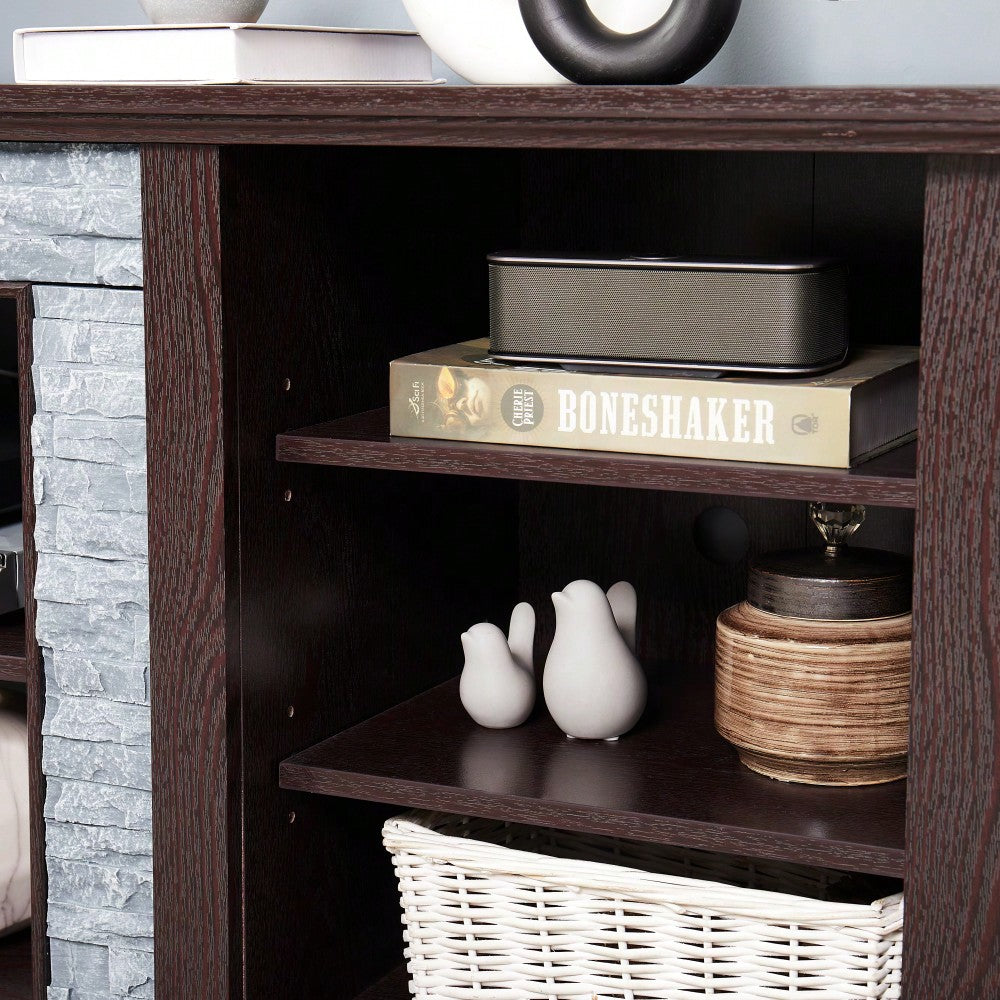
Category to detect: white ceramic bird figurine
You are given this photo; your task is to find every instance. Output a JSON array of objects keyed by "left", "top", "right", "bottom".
[
  {"left": 543, "top": 580, "right": 646, "bottom": 741},
  {"left": 459, "top": 602, "right": 536, "bottom": 729}
]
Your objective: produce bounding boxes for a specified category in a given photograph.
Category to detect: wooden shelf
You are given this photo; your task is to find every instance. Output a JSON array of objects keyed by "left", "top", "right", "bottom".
[
  {"left": 280, "top": 677, "right": 906, "bottom": 878},
  {"left": 277, "top": 408, "right": 917, "bottom": 508},
  {"left": 3, "top": 85, "right": 1000, "bottom": 152},
  {"left": 354, "top": 966, "right": 409, "bottom": 1000},
  {"left": 0, "top": 929, "right": 32, "bottom": 1000},
  {"left": 0, "top": 611, "right": 26, "bottom": 684}
]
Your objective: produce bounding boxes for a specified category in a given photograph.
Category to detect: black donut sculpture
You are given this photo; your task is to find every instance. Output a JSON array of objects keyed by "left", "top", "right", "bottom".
[{"left": 518, "top": 0, "right": 742, "bottom": 85}]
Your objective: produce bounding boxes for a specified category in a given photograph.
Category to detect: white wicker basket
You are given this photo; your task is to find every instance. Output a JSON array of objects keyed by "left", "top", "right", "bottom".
[{"left": 383, "top": 812, "right": 903, "bottom": 1000}]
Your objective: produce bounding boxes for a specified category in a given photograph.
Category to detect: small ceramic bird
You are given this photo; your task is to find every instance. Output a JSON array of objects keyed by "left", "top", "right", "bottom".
[
  {"left": 543, "top": 580, "right": 646, "bottom": 740},
  {"left": 606, "top": 579, "right": 637, "bottom": 653},
  {"left": 459, "top": 602, "right": 536, "bottom": 729}
]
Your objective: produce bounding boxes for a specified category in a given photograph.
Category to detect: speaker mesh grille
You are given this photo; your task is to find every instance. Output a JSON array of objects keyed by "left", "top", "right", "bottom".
[{"left": 489, "top": 264, "right": 848, "bottom": 367}]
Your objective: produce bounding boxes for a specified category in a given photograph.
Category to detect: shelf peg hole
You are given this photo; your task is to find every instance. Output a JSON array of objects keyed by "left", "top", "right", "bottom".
[
  {"left": 287, "top": 705, "right": 295, "bottom": 718},
  {"left": 287, "top": 811, "right": 296, "bottom": 824},
  {"left": 283, "top": 489, "right": 293, "bottom": 503},
  {"left": 283, "top": 377, "right": 292, "bottom": 392}
]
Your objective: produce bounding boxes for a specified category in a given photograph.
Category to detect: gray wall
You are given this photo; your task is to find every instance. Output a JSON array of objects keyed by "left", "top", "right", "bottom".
[{"left": 4, "top": 0, "right": 1000, "bottom": 85}]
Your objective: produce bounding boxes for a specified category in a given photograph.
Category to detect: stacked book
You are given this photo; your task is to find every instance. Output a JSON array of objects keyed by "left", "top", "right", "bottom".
[
  {"left": 389, "top": 340, "right": 918, "bottom": 469},
  {"left": 14, "top": 24, "right": 434, "bottom": 84}
]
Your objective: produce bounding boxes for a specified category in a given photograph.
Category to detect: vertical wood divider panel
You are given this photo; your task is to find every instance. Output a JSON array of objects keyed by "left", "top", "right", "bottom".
[
  {"left": 20, "top": 285, "right": 44, "bottom": 1000},
  {"left": 2, "top": 281, "right": 47, "bottom": 1000},
  {"left": 142, "top": 146, "right": 242, "bottom": 1000},
  {"left": 907, "top": 154, "right": 1000, "bottom": 999}
]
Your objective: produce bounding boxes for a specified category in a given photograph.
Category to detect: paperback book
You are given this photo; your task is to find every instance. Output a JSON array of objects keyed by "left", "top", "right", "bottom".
[{"left": 389, "top": 340, "right": 918, "bottom": 469}]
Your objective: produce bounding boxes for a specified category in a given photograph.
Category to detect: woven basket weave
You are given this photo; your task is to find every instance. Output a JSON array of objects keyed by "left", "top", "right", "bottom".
[{"left": 383, "top": 812, "right": 903, "bottom": 999}]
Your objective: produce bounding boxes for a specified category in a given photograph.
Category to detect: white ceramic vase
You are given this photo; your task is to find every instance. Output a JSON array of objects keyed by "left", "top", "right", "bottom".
[
  {"left": 139, "top": 0, "right": 269, "bottom": 24},
  {"left": 543, "top": 580, "right": 646, "bottom": 741},
  {"left": 400, "top": 0, "right": 673, "bottom": 85},
  {"left": 459, "top": 602, "right": 536, "bottom": 729},
  {"left": 0, "top": 705, "right": 30, "bottom": 935}
]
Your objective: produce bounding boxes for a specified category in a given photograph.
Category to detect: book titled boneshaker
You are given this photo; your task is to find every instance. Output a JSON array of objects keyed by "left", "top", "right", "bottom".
[{"left": 389, "top": 340, "right": 918, "bottom": 469}]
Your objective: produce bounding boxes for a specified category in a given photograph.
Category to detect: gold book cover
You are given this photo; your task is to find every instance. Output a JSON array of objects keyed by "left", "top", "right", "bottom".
[{"left": 389, "top": 340, "right": 918, "bottom": 468}]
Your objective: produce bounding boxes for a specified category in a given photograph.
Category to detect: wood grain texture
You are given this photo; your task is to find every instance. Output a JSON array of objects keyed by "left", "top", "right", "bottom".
[
  {"left": 353, "top": 966, "right": 409, "bottom": 1000},
  {"left": 280, "top": 677, "right": 906, "bottom": 878},
  {"left": 7, "top": 84, "right": 1000, "bottom": 120},
  {"left": 0, "top": 612, "right": 26, "bottom": 682},
  {"left": 142, "top": 147, "right": 241, "bottom": 1000},
  {"left": 716, "top": 604, "right": 911, "bottom": 786},
  {"left": 0, "top": 929, "right": 32, "bottom": 1000},
  {"left": 0, "top": 282, "right": 46, "bottom": 1000},
  {"left": 277, "top": 408, "right": 918, "bottom": 507},
  {"left": 15, "top": 285, "right": 43, "bottom": 1000},
  {"left": 906, "top": 156, "right": 1000, "bottom": 999},
  {"left": 1, "top": 86, "right": 1000, "bottom": 151}
]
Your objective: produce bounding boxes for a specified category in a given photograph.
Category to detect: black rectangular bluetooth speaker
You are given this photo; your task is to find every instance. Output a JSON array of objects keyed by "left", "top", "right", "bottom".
[{"left": 488, "top": 254, "right": 849, "bottom": 375}]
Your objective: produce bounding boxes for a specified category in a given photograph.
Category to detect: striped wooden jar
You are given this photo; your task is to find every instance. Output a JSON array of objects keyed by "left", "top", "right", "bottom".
[{"left": 715, "top": 602, "right": 911, "bottom": 786}]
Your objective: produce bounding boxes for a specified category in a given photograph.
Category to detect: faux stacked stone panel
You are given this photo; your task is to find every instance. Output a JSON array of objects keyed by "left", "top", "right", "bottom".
[{"left": 0, "top": 142, "right": 152, "bottom": 1000}]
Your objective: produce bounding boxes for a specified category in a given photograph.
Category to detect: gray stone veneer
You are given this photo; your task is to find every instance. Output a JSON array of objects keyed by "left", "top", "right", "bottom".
[{"left": 1, "top": 143, "right": 152, "bottom": 1000}]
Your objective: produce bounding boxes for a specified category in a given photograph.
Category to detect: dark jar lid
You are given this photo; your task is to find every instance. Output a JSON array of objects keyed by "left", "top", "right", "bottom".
[{"left": 748, "top": 503, "right": 913, "bottom": 621}]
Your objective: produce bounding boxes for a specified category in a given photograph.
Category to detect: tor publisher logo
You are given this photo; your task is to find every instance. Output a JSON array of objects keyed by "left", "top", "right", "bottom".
[{"left": 792, "top": 413, "right": 819, "bottom": 435}]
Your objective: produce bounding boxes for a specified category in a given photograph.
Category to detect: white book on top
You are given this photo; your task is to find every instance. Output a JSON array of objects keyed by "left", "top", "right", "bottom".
[{"left": 13, "top": 23, "right": 435, "bottom": 84}]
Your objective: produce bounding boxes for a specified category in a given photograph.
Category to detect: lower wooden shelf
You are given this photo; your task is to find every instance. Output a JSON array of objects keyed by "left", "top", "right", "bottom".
[
  {"left": 0, "top": 929, "right": 32, "bottom": 1000},
  {"left": 354, "top": 965, "right": 408, "bottom": 1000},
  {"left": 0, "top": 611, "right": 26, "bottom": 683},
  {"left": 280, "top": 676, "right": 906, "bottom": 878}
]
